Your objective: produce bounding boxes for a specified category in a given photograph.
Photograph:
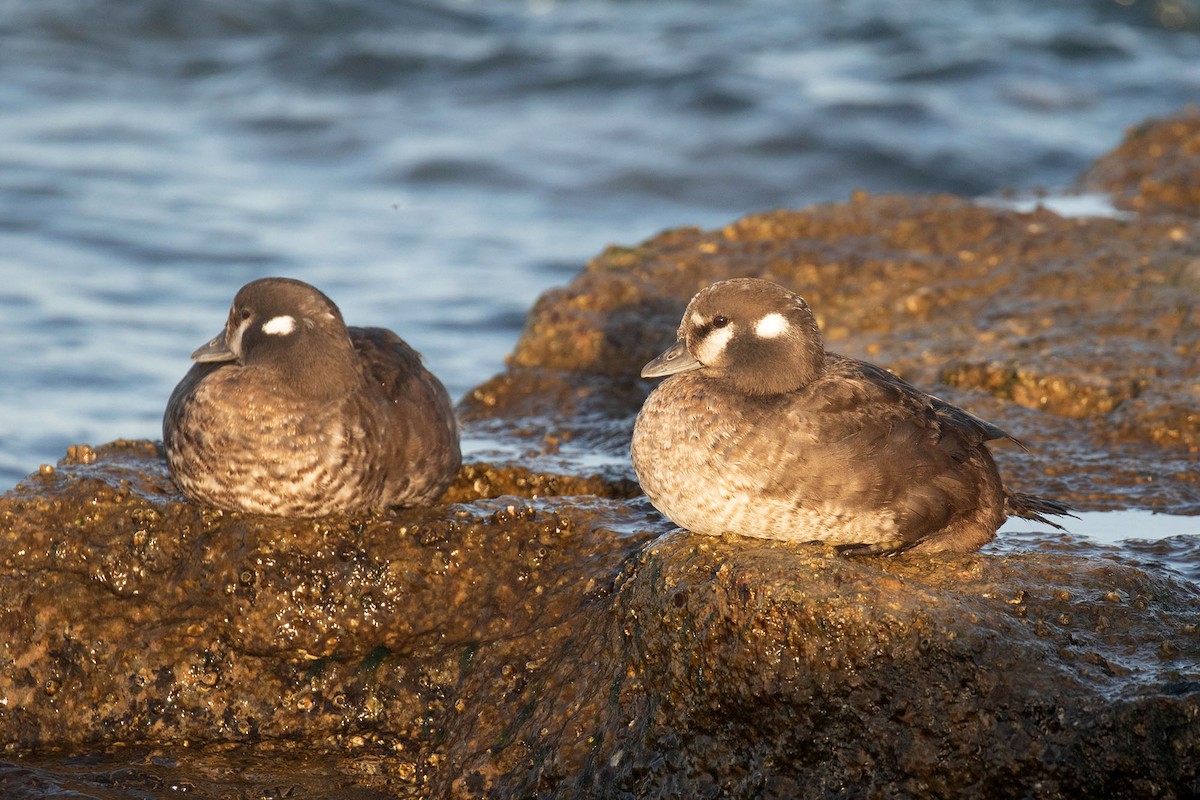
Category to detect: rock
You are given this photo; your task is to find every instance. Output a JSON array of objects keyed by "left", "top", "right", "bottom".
[
  {"left": 1078, "top": 107, "right": 1200, "bottom": 214},
  {"left": 0, "top": 440, "right": 671, "bottom": 797},
  {"left": 607, "top": 533, "right": 1200, "bottom": 799},
  {"left": 2, "top": 112, "right": 1200, "bottom": 798}
]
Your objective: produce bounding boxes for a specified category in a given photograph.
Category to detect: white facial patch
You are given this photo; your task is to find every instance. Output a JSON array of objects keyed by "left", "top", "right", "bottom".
[
  {"left": 262, "top": 315, "right": 296, "bottom": 336},
  {"left": 226, "top": 316, "right": 253, "bottom": 358},
  {"left": 754, "top": 312, "right": 790, "bottom": 339},
  {"left": 694, "top": 324, "right": 734, "bottom": 365}
]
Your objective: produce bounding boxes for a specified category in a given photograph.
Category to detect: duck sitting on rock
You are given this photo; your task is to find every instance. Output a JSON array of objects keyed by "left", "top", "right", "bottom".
[
  {"left": 164, "top": 277, "right": 460, "bottom": 517},
  {"left": 631, "top": 278, "right": 1072, "bottom": 554}
]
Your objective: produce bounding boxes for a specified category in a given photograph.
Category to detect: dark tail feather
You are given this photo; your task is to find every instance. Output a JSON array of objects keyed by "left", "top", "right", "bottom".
[{"left": 1005, "top": 492, "right": 1077, "bottom": 530}]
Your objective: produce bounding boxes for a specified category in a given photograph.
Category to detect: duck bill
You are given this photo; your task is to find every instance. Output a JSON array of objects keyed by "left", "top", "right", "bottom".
[
  {"left": 641, "top": 339, "right": 703, "bottom": 378},
  {"left": 191, "top": 330, "right": 237, "bottom": 363}
]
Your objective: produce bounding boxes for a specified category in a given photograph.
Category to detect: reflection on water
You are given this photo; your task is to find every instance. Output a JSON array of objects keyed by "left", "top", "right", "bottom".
[
  {"left": 978, "top": 191, "right": 1134, "bottom": 219},
  {"left": 997, "top": 510, "right": 1200, "bottom": 580},
  {"left": 1001, "top": 508, "right": 1200, "bottom": 545}
]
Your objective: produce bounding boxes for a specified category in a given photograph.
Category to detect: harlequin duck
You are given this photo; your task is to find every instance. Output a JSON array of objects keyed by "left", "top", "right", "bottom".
[
  {"left": 631, "top": 278, "right": 1072, "bottom": 554},
  {"left": 163, "top": 277, "right": 461, "bottom": 516}
]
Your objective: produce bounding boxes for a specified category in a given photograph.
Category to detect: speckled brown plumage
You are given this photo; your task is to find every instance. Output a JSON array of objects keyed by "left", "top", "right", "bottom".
[
  {"left": 631, "top": 278, "right": 1072, "bottom": 553},
  {"left": 163, "top": 278, "right": 460, "bottom": 516}
]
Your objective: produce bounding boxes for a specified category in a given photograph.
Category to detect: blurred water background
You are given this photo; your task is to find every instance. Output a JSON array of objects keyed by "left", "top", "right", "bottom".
[{"left": 2, "top": 0, "right": 1200, "bottom": 490}]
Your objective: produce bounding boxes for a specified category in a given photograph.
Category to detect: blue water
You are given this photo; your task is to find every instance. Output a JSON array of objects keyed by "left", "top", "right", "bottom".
[{"left": 2, "top": 0, "right": 1200, "bottom": 491}]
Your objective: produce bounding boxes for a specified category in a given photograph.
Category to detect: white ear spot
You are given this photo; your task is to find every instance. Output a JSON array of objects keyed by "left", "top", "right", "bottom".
[
  {"left": 754, "top": 312, "right": 790, "bottom": 339},
  {"left": 694, "top": 325, "right": 734, "bottom": 365},
  {"left": 262, "top": 315, "right": 296, "bottom": 336}
]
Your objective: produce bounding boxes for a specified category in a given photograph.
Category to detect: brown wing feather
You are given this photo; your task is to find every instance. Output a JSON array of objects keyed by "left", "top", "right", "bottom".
[
  {"left": 757, "top": 355, "right": 1006, "bottom": 548},
  {"left": 349, "top": 327, "right": 461, "bottom": 506}
]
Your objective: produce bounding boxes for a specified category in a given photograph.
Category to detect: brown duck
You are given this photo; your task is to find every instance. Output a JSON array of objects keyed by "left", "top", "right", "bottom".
[
  {"left": 631, "top": 278, "right": 1072, "bottom": 553},
  {"left": 164, "top": 277, "right": 460, "bottom": 516}
]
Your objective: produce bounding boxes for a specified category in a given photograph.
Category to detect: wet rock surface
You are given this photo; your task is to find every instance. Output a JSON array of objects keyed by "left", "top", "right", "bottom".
[
  {"left": 3, "top": 113, "right": 1200, "bottom": 798},
  {"left": 1079, "top": 107, "right": 1200, "bottom": 215},
  {"left": 1, "top": 441, "right": 668, "bottom": 798},
  {"left": 613, "top": 534, "right": 1200, "bottom": 799}
]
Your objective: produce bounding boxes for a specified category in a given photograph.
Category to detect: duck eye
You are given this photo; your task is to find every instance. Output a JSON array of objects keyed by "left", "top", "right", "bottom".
[
  {"left": 239, "top": 308, "right": 252, "bottom": 321},
  {"left": 712, "top": 315, "right": 730, "bottom": 329}
]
